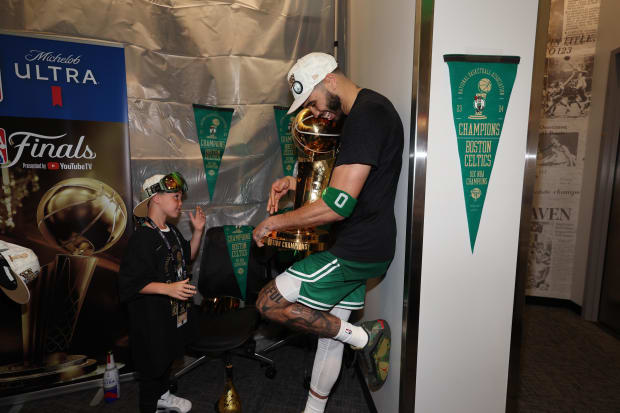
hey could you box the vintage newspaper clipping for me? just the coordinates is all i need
[527,0,600,298]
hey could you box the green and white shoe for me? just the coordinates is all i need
[356,319,391,391]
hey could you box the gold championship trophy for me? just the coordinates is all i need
[0,178,127,391]
[265,108,342,252]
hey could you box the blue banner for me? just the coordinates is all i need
[0,33,131,396]
[0,33,127,123]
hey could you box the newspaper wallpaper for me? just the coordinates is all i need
[527,0,600,298]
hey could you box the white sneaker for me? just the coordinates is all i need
[156,390,192,413]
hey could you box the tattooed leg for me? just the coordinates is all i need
[256,280,341,338]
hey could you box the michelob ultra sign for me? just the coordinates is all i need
[444,54,519,252]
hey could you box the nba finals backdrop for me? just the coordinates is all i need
[0,32,132,395]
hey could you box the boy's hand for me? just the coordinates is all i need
[189,206,206,232]
[167,278,196,301]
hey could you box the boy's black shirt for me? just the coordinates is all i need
[118,224,191,377]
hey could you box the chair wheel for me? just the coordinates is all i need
[265,366,276,379]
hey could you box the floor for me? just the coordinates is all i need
[7,332,372,413]
[4,303,620,412]
[515,303,620,413]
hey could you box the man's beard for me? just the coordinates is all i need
[326,90,341,112]
[322,89,344,122]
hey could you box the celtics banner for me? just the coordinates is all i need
[223,225,253,300]
[192,105,234,200]
[274,106,297,176]
[444,55,520,252]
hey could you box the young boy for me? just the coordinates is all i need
[119,172,205,413]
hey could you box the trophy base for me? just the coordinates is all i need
[0,354,98,391]
[265,229,329,252]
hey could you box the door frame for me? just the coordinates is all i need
[583,48,620,321]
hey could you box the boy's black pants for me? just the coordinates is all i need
[139,364,171,413]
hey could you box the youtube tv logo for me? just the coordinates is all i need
[47,162,60,170]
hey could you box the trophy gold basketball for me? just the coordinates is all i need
[265,108,342,252]
[0,178,127,390]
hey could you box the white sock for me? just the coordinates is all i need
[304,391,328,413]
[333,321,368,348]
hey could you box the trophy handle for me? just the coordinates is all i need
[21,255,97,364]
[21,264,49,365]
[48,254,97,352]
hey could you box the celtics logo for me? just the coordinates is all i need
[209,118,220,137]
[469,78,491,120]
[289,73,303,94]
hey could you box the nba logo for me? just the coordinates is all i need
[0,128,7,165]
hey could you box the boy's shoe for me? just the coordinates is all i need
[157,390,192,413]
[355,319,391,391]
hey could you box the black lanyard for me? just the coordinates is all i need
[144,217,187,281]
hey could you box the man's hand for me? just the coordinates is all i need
[166,278,196,301]
[268,176,296,214]
[253,216,274,247]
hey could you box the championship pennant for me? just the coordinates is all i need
[273,106,297,176]
[444,55,520,252]
[223,225,253,300]
[192,105,234,201]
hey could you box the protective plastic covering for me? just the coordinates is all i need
[1,0,335,283]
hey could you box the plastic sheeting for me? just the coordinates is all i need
[1,0,335,287]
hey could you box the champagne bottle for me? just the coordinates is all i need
[216,364,241,412]
[103,351,120,403]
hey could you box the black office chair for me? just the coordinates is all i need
[172,226,276,410]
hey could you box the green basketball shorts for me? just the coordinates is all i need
[283,251,390,311]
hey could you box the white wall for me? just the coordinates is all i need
[345,1,415,412]
[572,0,620,306]
[415,1,539,412]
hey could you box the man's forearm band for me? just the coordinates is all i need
[322,187,357,218]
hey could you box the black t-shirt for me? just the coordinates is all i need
[329,89,404,262]
[118,224,191,378]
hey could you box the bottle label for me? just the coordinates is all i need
[103,372,119,402]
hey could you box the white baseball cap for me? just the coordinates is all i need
[286,52,338,114]
[0,241,41,304]
[133,174,165,218]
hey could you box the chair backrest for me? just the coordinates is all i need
[198,226,274,305]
